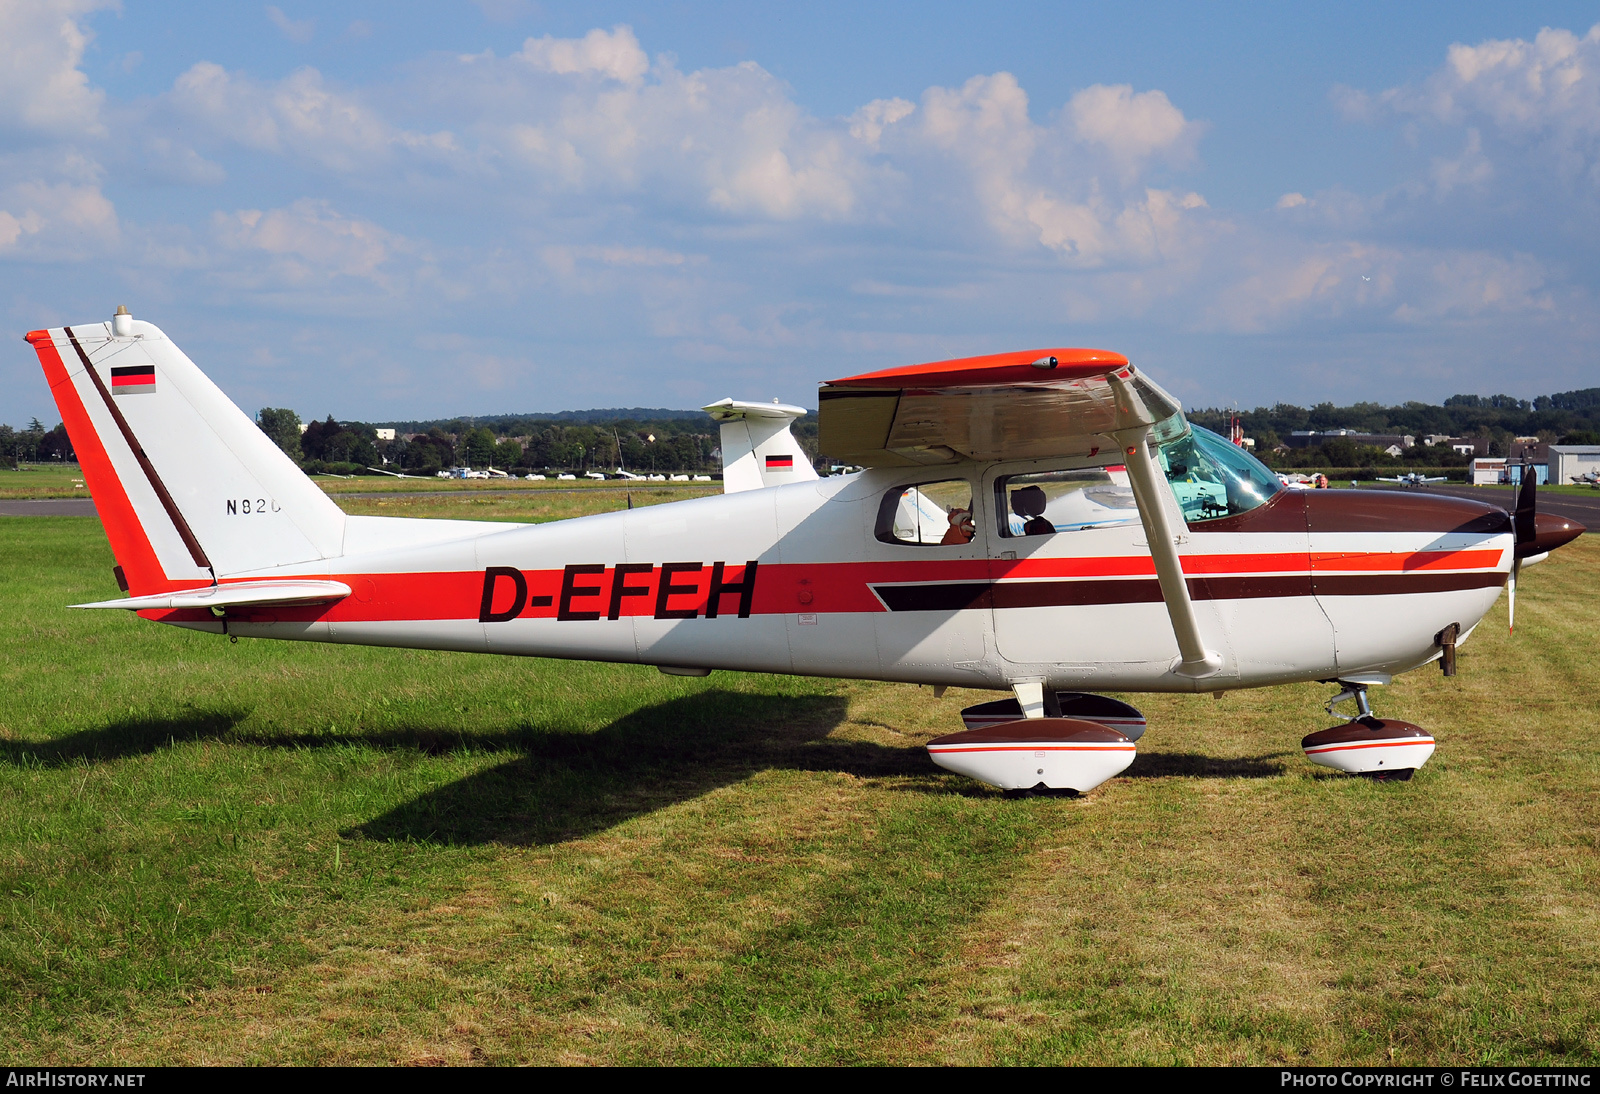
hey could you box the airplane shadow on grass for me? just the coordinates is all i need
[0,707,251,767]
[0,690,1288,847]
[346,692,1289,847]
[351,690,924,847]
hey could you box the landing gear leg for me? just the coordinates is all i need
[1302,681,1436,780]
[1325,682,1373,721]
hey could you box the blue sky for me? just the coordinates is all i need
[4,1,1600,425]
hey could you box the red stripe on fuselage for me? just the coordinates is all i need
[180,548,1506,627]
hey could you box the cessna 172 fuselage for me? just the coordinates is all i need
[27,314,1585,795]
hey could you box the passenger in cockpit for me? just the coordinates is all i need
[1011,485,1054,536]
[941,506,975,544]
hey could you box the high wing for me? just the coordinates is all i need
[821,347,1221,678]
[817,348,1181,467]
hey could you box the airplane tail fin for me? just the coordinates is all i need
[702,398,817,492]
[27,312,347,592]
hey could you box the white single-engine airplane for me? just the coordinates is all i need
[1376,472,1449,488]
[27,311,1587,796]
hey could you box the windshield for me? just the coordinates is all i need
[1156,424,1281,523]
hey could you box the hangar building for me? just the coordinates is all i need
[1549,445,1600,485]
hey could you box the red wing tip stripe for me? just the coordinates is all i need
[1304,738,1436,755]
[928,744,1138,754]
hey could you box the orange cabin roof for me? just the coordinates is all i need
[826,348,1129,389]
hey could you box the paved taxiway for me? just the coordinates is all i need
[0,499,97,516]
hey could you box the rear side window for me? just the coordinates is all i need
[996,467,1139,537]
[877,480,975,545]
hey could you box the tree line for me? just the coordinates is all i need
[1187,386,1600,470]
[253,409,758,476]
[0,419,73,466]
[8,385,1593,476]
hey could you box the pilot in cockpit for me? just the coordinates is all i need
[941,506,975,544]
[1011,485,1055,536]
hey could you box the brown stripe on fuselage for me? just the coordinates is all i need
[872,568,1501,611]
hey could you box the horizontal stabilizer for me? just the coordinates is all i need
[73,579,351,611]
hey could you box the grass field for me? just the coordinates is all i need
[1,496,1596,1065]
[334,485,717,522]
[0,465,88,499]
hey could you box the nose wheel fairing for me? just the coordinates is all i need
[1301,680,1436,779]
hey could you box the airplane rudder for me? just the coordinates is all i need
[28,326,177,593]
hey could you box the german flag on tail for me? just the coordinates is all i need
[110,365,156,395]
[765,454,793,470]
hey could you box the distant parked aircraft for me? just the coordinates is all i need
[1377,472,1447,487]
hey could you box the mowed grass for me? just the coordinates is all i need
[0,465,89,499]
[0,504,1596,1065]
[314,477,711,495]
[333,485,717,522]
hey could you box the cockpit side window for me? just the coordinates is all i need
[995,467,1139,537]
[876,479,976,545]
[1157,424,1282,523]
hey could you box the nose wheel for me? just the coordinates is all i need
[1302,680,1436,780]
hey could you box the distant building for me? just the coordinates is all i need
[1472,457,1506,486]
[375,428,395,441]
[1420,433,1488,456]
[1549,445,1600,484]
[1508,439,1547,464]
[1285,429,1415,451]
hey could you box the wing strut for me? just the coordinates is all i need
[1107,373,1223,680]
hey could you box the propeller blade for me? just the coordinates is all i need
[1508,459,1533,635]
[1513,459,1537,551]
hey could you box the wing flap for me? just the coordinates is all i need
[73,579,351,611]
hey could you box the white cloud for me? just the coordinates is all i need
[541,243,693,276]
[515,25,649,85]
[847,97,915,149]
[265,5,314,45]
[1067,84,1201,176]
[0,178,118,257]
[167,62,455,173]
[1348,24,1600,193]
[212,199,402,284]
[454,47,873,219]
[901,73,1213,266]
[1430,128,1493,196]
[0,0,112,137]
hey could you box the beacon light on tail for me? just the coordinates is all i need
[24,309,1589,800]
